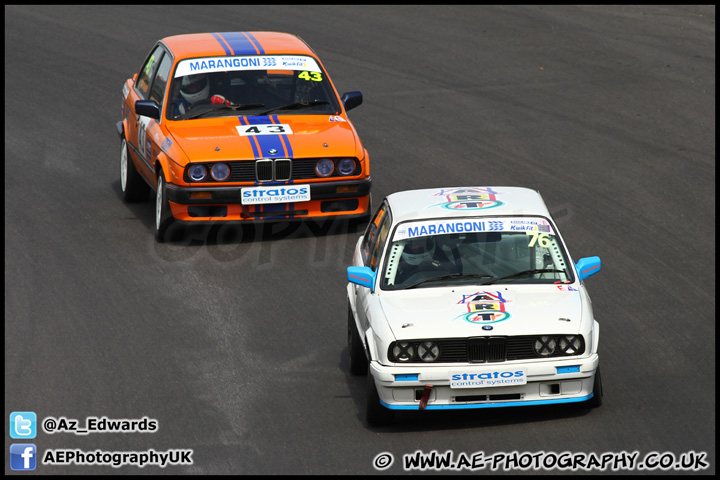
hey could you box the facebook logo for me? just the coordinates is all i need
[10,444,37,471]
[10,411,37,439]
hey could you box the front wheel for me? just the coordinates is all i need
[366,371,394,426]
[347,304,367,375]
[154,171,175,243]
[587,368,603,408]
[120,138,150,202]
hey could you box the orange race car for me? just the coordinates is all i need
[117,32,371,241]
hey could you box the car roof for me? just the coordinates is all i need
[386,186,552,224]
[160,32,317,60]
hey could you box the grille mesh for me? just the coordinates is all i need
[388,335,585,363]
[255,160,273,182]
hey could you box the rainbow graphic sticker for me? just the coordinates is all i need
[454,291,512,325]
[429,187,504,211]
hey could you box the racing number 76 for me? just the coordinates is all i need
[526,230,551,248]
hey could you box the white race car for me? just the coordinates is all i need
[346,187,602,425]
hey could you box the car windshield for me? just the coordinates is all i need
[167,54,341,120]
[381,216,574,290]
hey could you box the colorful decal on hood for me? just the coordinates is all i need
[454,291,511,325]
[429,187,504,211]
[556,284,578,292]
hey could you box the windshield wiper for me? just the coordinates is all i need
[258,100,329,115]
[182,103,266,120]
[480,269,564,285]
[404,273,493,290]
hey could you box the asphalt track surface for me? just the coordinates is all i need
[5,5,715,475]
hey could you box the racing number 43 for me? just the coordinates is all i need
[235,124,294,136]
[298,71,322,81]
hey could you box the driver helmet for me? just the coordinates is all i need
[401,237,435,266]
[180,74,209,105]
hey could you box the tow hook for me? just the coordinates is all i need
[419,384,433,411]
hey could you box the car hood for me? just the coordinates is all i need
[378,285,585,340]
[166,114,361,164]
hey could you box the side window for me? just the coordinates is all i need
[360,203,391,271]
[369,215,391,271]
[135,46,164,100]
[149,53,172,106]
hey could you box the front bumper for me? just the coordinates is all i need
[370,354,599,410]
[164,177,371,222]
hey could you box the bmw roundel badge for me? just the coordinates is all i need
[268,149,278,155]
[482,325,493,331]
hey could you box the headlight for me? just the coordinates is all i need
[211,163,230,181]
[392,342,415,362]
[417,341,440,362]
[188,164,207,182]
[534,336,556,356]
[315,158,334,177]
[559,335,583,355]
[337,158,356,175]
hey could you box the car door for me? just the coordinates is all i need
[140,52,173,180]
[356,202,391,334]
[126,45,168,181]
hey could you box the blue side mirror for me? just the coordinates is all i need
[347,266,376,292]
[575,256,601,281]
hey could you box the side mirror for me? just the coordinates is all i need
[341,91,363,112]
[347,266,376,292]
[135,100,161,120]
[575,256,601,281]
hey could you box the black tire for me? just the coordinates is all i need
[587,367,603,408]
[366,371,395,426]
[120,138,150,202]
[348,304,367,375]
[154,170,175,243]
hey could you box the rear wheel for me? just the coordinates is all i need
[120,138,150,202]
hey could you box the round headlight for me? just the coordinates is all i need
[534,336,556,356]
[337,158,356,176]
[392,342,415,362]
[315,158,334,177]
[188,164,207,182]
[559,336,582,355]
[211,163,231,181]
[417,341,439,362]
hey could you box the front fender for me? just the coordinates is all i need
[364,326,379,363]
[154,150,187,186]
[591,320,600,355]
